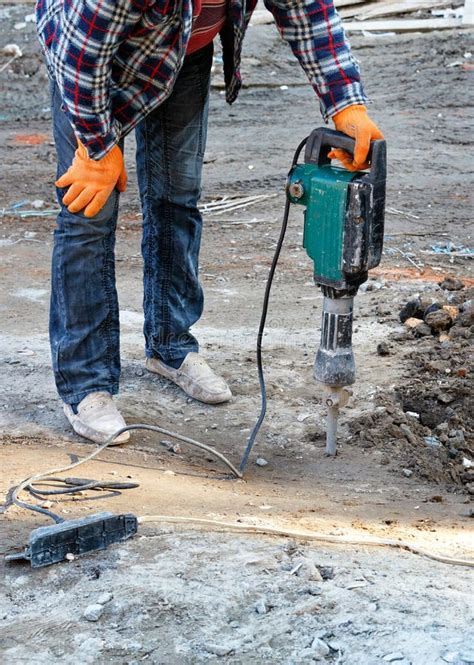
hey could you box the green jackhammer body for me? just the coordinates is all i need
[287,128,387,454]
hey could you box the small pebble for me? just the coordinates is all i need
[377,341,390,356]
[294,557,323,582]
[83,604,104,622]
[311,638,330,656]
[404,317,424,329]
[383,653,405,662]
[441,651,459,663]
[439,277,464,291]
[299,584,322,596]
[256,457,268,467]
[255,598,268,614]
[318,566,335,580]
[97,592,113,605]
[424,435,441,449]
[203,643,233,657]
[402,468,413,478]
[400,423,417,444]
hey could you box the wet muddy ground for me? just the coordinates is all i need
[1,4,473,664]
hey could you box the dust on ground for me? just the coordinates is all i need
[1,3,473,664]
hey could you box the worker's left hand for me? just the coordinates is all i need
[329,104,384,172]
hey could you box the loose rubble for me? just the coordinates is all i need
[350,284,473,492]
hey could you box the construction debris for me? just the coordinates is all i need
[201,194,277,216]
[0,42,22,73]
[251,0,473,31]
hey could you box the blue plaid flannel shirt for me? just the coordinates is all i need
[36,0,367,159]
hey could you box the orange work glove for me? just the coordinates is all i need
[329,104,384,172]
[55,141,127,218]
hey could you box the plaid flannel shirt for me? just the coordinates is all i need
[36,0,367,159]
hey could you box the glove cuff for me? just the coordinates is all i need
[77,140,122,166]
[332,104,368,125]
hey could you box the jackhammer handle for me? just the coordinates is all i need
[304,127,386,180]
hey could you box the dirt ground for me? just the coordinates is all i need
[1,3,473,664]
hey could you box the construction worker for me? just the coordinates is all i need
[36,0,383,444]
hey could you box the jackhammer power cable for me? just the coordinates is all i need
[11,423,243,523]
[138,516,474,568]
[239,136,308,472]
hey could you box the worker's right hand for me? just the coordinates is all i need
[329,104,384,172]
[56,141,126,218]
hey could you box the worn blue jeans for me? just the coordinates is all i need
[50,44,212,405]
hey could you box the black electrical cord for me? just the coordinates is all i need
[239,136,308,472]
[19,477,140,524]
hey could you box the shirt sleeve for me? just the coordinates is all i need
[263,0,368,120]
[42,1,143,159]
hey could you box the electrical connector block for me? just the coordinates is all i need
[5,512,138,568]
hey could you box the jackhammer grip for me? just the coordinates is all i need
[304,128,386,180]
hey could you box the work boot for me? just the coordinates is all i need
[145,352,232,404]
[63,392,130,445]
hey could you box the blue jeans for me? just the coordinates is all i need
[50,44,213,405]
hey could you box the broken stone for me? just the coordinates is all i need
[448,429,465,445]
[424,435,441,449]
[442,305,459,320]
[383,653,405,662]
[255,598,268,614]
[439,277,464,291]
[399,299,423,323]
[414,322,433,337]
[360,280,383,292]
[203,643,234,657]
[311,638,330,656]
[299,584,322,596]
[399,423,417,444]
[465,483,474,495]
[294,557,323,582]
[441,651,459,663]
[83,604,104,622]
[404,316,424,329]
[97,592,113,605]
[317,565,335,580]
[377,341,390,356]
[425,309,453,332]
[437,391,454,404]
[256,457,268,467]
[424,302,441,318]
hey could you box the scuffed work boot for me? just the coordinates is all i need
[145,352,232,404]
[63,392,130,445]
